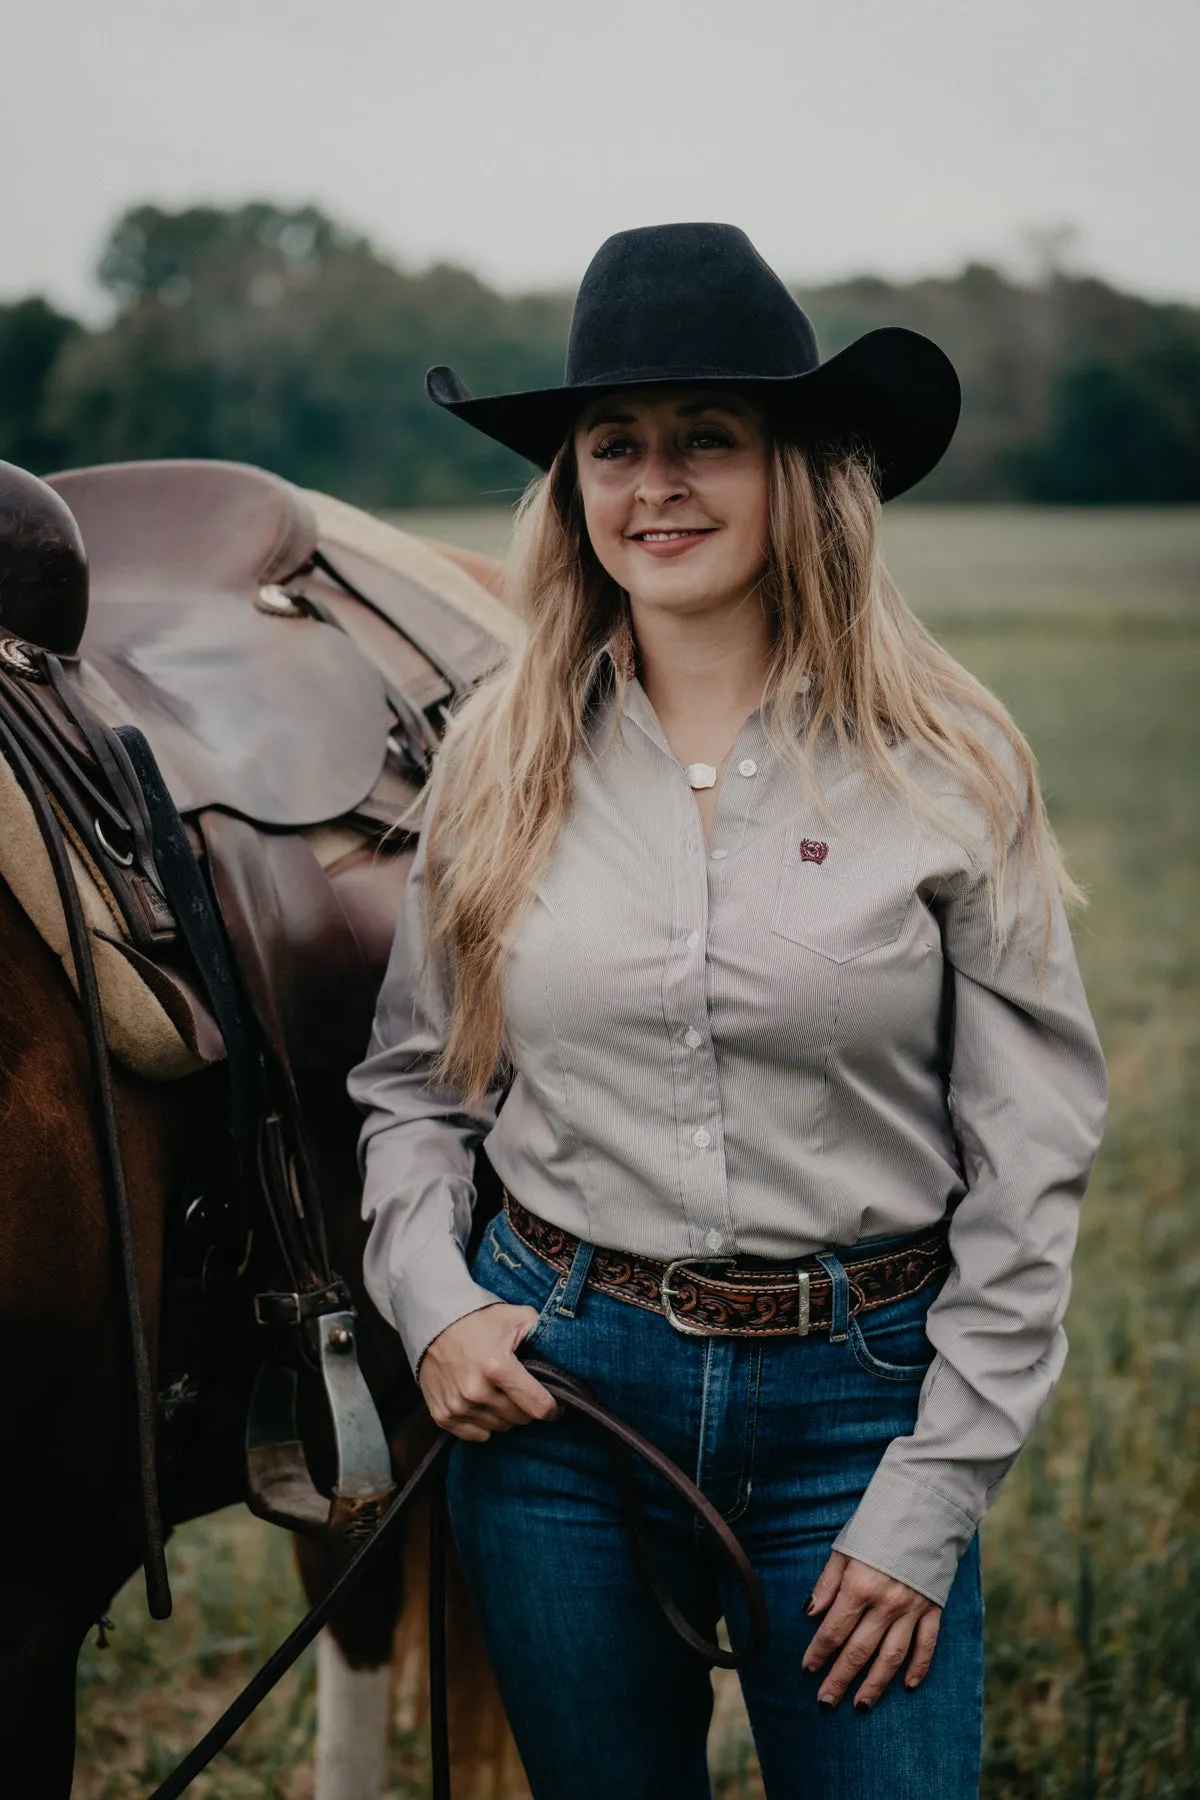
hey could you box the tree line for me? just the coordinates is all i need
[3,202,1199,507]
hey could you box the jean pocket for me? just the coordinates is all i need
[522,1281,564,1351]
[849,1301,936,1383]
[472,1212,563,1338]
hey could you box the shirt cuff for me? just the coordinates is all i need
[389,1229,506,1377]
[833,1465,978,1607]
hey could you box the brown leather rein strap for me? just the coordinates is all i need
[146,1356,768,1800]
[0,694,172,1621]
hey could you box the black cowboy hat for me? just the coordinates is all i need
[426,222,961,502]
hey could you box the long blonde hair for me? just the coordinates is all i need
[422,435,1081,1104]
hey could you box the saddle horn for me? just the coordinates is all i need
[0,459,89,654]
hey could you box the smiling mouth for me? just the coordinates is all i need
[629,528,716,542]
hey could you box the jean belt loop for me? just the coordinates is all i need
[555,1238,597,1319]
[815,1251,851,1343]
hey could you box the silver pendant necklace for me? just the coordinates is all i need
[684,742,737,791]
[685,761,719,790]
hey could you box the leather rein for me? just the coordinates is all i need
[146,1354,768,1800]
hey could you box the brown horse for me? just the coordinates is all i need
[0,474,523,1797]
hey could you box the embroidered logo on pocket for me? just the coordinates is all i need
[799,838,829,864]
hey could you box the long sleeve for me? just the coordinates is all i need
[833,805,1109,1604]
[347,782,509,1375]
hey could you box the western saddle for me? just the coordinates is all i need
[0,456,521,1606]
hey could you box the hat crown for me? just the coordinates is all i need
[564,222,819,388]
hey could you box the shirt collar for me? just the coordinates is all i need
[582,636,777,762]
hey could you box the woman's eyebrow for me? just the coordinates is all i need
[580,410,636,431]
[676,398,749,419]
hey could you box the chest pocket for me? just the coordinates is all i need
[770,824,917,964]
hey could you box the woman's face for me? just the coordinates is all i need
[572,388,771,622]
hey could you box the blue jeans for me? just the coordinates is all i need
[447,1207,983,1799]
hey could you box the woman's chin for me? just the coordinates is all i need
[626,572,751,620]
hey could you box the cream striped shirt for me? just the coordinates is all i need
[349,647,1108,1603]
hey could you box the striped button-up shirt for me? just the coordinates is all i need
[349,648,1107,1603]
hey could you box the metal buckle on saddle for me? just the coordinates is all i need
[253,1280,351,1331]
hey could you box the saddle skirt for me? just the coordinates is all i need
[0,460,522,1080]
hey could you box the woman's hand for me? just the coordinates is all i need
[802,1551,942,1711]
[418,1303,561,1442]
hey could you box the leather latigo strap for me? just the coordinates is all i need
[503,1194,951,1337]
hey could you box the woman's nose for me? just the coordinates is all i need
[634,446,689,508]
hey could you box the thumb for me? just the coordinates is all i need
[806,1551,848,1618]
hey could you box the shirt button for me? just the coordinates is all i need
[692,1127,711,1149]
[686,930,701,950]
[683,1027,702,1048]
[704,1228,725,1252]
[737,758,758,778]
[797,674,812,695]
[710,847,728,861]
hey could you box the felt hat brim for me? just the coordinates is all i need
[427,326,960,502]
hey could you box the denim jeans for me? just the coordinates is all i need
[446,1207,983,1800]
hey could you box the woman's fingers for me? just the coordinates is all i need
[904,1606,942,1689]
[811,1606,889,1704]
[805,1550,847,1619]
[491,1351,562,1423]
[419,1302,558,1439]
[803,1586,871,1675]
[442,1418,491,1443]
[849,1615,915,1711]
[803,1555,943,1711]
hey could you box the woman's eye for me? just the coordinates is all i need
[592,435,636,460]
[688,427,735,450]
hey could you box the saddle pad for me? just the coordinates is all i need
[47,462,392,828]
[0,733,398,1083]
[0,744,212,1079]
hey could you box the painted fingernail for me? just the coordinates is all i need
[818,1697,836,1713]
[804,1593,818,1616]
[905,1677,922,1691]
[854,1698,874,1715]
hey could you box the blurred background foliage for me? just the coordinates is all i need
[4,201,1200,505]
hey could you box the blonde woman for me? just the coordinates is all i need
[349,224,1107,1799]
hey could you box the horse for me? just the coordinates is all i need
[0,456,527,1799]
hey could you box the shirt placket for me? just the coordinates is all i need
[658,717,767,1261]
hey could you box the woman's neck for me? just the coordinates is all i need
[629,591,774,760]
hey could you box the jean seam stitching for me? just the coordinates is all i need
[725,1348,761,1524]
[693,1338,714,1539]
[848,1317,934,1383]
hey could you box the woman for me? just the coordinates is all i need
[349,223,1108,1799]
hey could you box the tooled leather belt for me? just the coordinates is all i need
[503,1193,951,1339]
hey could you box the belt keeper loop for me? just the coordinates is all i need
[815,1252,850,1343]
[555,1238,596,1319]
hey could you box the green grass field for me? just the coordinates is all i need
[74,507,1200,1798]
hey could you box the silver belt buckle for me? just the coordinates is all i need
[797,1269,811,1336]
[661,1256,735,1336]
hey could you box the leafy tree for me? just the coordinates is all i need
[1013,333,1200,502]
[0,298,81,470]
[45,203,570,505]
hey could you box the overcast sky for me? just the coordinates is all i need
[5,0,1198,319]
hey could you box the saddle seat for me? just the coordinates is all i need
[1,459,522,1081]
[46,460,515,830]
